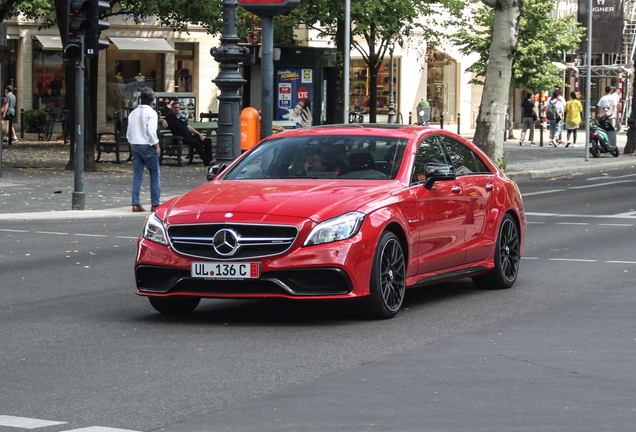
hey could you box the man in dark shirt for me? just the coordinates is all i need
[162,101,213,165]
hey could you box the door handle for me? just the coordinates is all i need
[485,183,495,191]
[451,185,462,194]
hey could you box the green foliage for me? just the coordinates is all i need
[451,0,584,92]
[22,109,47,133]
[495,155,508,171]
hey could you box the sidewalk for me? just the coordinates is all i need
[1,129,635,220]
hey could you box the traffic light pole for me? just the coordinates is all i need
[72,33,85,210]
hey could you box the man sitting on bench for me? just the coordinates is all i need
[162,101,213,166]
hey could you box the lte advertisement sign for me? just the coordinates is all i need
[276,68,313,127]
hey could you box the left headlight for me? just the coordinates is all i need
[304,212,366,247]
[143,212,169,245]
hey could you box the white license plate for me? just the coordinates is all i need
[191,261,260,279]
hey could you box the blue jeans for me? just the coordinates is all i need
[549,120,562,141]
[131,144,161,207]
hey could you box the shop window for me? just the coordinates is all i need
[175,43,196,94]
[105,44,165,121]
[426,50,457,123]
[349,58,400,118]
[32,44,66,120]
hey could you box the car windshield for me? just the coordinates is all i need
[224,135,408,180]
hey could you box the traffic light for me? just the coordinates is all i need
[64,0,92,60]
[84,0,110,57]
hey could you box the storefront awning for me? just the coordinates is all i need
[33,35,63,51]
[108,37,176,53]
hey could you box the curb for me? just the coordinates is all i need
[0,207,150,222]
[506,158,636,181]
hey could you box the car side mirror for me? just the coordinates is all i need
[206,163,227,181]
[423,163,456,190]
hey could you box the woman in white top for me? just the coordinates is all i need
[547,92,565,147]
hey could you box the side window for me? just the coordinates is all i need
[411,136,448,183]
[473,153,491,173]
[441,137,480,175]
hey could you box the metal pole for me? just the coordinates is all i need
[211,0,249,163]
[20,108,24,138]
[261,16,274,139]
[344,0,350,124]
[72,33,85,210]
[457,112,461,135]
[585,0,592,161]
[388,46,395,124]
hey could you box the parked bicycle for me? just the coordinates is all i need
[349,106,366,123]
[38,109,55,142]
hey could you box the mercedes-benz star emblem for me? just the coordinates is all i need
[213,229,240,256]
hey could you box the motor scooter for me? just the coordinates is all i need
[589,115,619,158]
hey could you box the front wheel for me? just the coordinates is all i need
[359,231,406,319]
[473,214,520,290]
[611,147,620,157]
[148,296,200,314]
[589,140,601,158]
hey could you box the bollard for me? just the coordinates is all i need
[440,114,444,129]
[240,107,260,152]
[457,112,461,135]
[20,108,24,138]
[408,111,412,125]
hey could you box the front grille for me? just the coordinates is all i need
[136,265,352,296]
[168,223,298,260]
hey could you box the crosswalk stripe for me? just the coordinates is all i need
[0,415,66,429]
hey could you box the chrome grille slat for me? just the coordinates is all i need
[168,223,299,260]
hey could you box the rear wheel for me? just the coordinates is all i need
[359,231,406,319]
[611,147,620,157]
[473,214,520,290]
[148,296,200,314]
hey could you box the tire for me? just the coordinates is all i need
[589,141,601,158]
[359,231,406,319]
[148,296,200,314]
[472,214,520,290]
[611,148,620,157]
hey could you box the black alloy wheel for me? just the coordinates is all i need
[473,214,520,290]
[148,296,201,314]
[360,231,406,319]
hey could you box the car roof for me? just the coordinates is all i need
[275,123,434,138]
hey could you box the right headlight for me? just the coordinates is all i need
[143,212,169,246]
[303,212,366,247]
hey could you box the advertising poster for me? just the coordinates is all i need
[276,68,314,127]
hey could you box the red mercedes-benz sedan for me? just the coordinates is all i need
[135,125,526,319]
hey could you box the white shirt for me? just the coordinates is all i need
[598,94,615,116]
[126,104,159,145]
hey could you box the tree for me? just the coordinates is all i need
[297,0,455,123]
[452,0,583,159]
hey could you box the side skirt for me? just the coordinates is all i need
[411,267,489,288]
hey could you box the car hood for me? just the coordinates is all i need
[166,180,396,223]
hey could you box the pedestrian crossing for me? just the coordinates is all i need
[0,416,140,432]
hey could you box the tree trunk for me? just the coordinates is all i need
[625,75,636,154]
[473,0,524,161]
[368,57,379,123]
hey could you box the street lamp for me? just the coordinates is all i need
[388,46,396,124]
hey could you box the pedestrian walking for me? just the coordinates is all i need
[564,91,583,147]
[126,87,161,212]
[519,92,538,146]
[546,92,564,147]
[2,85,18,144]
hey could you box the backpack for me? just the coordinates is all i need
[546,102,559,121]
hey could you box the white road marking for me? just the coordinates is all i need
[33,231,69,235]
[0,415,66,429]
[114,236,139,240]
[73,234,109,238]
[555,222,589,225]
[606,260,636,264]
[64,427,141,432]
[587,173,636,180]
[613,210,636,217]
[0,229,30,233]
[598,223,634,227]
[549,258,598,262]
[526,221,545,224]
[525,212,636,220]
[521,257,540,260]
[522,189,566,197]
[569,179,636,189]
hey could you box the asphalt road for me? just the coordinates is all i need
[1,167,635,432]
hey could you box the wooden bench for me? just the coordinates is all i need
[96,111,132,163]
[158,121,218,166]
